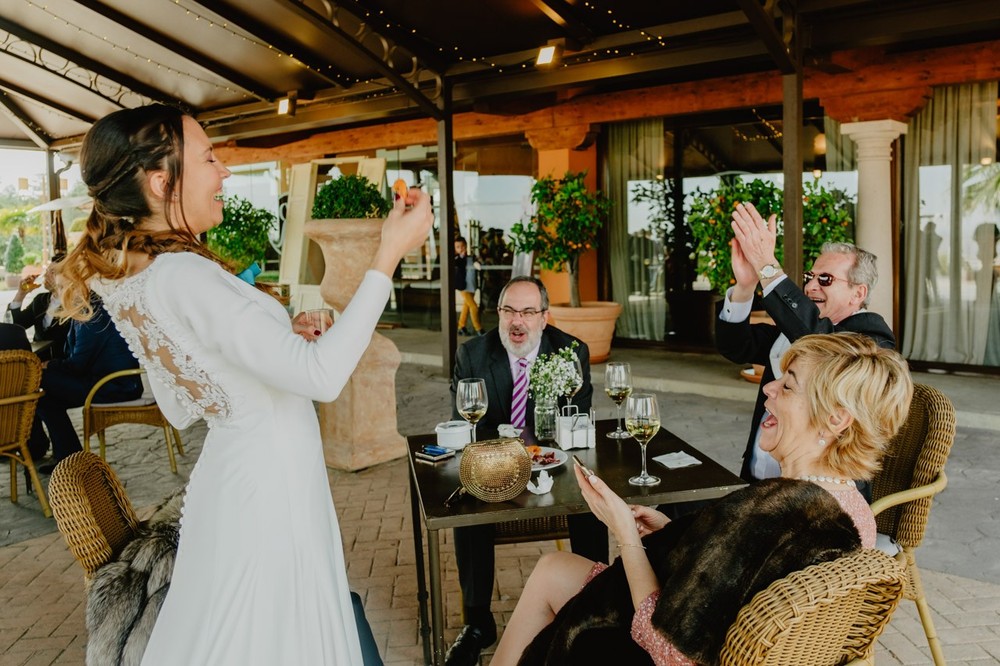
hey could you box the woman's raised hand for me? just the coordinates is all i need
[371,187,434,277]
[730,202,778,273]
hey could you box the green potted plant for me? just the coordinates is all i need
[688,177,784,296]
[509,171,620,362]
[311,173,392,220]
[4,232,25,288]
[206,196,276,280]
[687,177,855,295]
[510,171,610,308]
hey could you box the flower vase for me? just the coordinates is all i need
[534,399,558,443]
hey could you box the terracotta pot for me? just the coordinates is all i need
[303,219,382,311]
[302,218,407,472]
[547,301,622,363]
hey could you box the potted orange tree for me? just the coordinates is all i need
[509,171,620,362]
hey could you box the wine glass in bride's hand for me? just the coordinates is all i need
[456,378,488,443]
[293,308,335,342]
[605,362,632,439]
[626,393,661,487]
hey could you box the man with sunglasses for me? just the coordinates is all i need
[716,202,895,487]
[445,275,605,666]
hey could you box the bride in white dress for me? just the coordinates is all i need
[58,104,434,665]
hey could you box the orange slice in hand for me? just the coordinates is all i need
[393,178,408,201]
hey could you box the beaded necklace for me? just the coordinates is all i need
[796,475,856,487]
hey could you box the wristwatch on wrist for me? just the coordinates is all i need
[758,264,782,280]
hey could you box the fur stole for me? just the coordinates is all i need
[85,490,184,666]
[518,479,862,666]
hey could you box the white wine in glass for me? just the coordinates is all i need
[566,354,584,406]
[625,393,661,486]
[605,362,632,439]
[456,378,488,443]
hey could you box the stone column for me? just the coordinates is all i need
[839,119,907,325]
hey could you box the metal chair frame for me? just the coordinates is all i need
[82,368,185,474]
[0,349,50,517]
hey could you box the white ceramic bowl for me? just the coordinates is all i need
[435,420,472,449]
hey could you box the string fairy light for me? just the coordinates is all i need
[24,0,251,98]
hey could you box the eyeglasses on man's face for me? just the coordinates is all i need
[803,271,852,287]
[498,306,545,320]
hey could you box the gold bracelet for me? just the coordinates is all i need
[618,543,646,550]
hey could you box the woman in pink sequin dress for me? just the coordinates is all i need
[491,333,913,666]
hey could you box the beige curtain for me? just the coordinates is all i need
[605,119,665,339]
[823,117,856,172]
[902,81,998,365]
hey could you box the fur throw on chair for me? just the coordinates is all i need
[518,479,863,666]
[85,490,184,666]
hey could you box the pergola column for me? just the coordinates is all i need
[839,119,907,325]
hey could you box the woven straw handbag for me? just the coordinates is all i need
[459,437,532,502]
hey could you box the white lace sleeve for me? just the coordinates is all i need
[152,255,390,403]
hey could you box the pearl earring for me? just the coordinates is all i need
[818,437,827,447]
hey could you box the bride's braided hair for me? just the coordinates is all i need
[59,104,268,321]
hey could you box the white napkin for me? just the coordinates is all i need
[653,452,702,470]
[498,424,523,438]
[526,470,554,494]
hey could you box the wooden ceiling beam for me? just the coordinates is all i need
[191,0,351,89]
[69,0,277,102]
[735,0,798,73]
[530,0,595,46]
[270,0,444,120]
[0,16,178,107]
[0,80,97,124]
[0,90,51,148]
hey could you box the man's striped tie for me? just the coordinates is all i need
[510,357,529,428]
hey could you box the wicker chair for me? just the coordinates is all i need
[718,548,907,666]
[494,516,569,547]
[82,368,185,474]
[869,383,956,666]
[0,349,50,517]
[48,451,140,580]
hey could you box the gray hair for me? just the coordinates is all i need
[821,242,878,307]
[498,275,549,311]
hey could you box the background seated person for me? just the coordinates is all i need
[5,255,70,361]
[31,293,141,471]
[0,322,32,352]
[446,275,605,666]
[491,333,913,666]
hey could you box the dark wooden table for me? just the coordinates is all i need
[406,419,747,665]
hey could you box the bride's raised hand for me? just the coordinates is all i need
[371,187,434,276]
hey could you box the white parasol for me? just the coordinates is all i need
[27,195,92,213]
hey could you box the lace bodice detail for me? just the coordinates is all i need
[93,259,233,424]
[91,252,392,430]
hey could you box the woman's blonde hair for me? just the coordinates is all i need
[58,104,256,321]
[781,333,913,480]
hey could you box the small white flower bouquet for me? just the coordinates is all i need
[528,342,582,406]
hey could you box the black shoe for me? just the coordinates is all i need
[444,625,496,666]
[476,329,485,336]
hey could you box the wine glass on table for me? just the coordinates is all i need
[625,393,661,486]
[605,362,632,439]
[456,378,488,443]
[566,354,584,407]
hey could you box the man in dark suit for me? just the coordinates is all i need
[5,256,70,361]
[445,276,605,666]
[716,202,895,486]
[31,294,142,470]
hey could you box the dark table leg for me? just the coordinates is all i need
[409,466,432,665]
[428,529,445,665]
